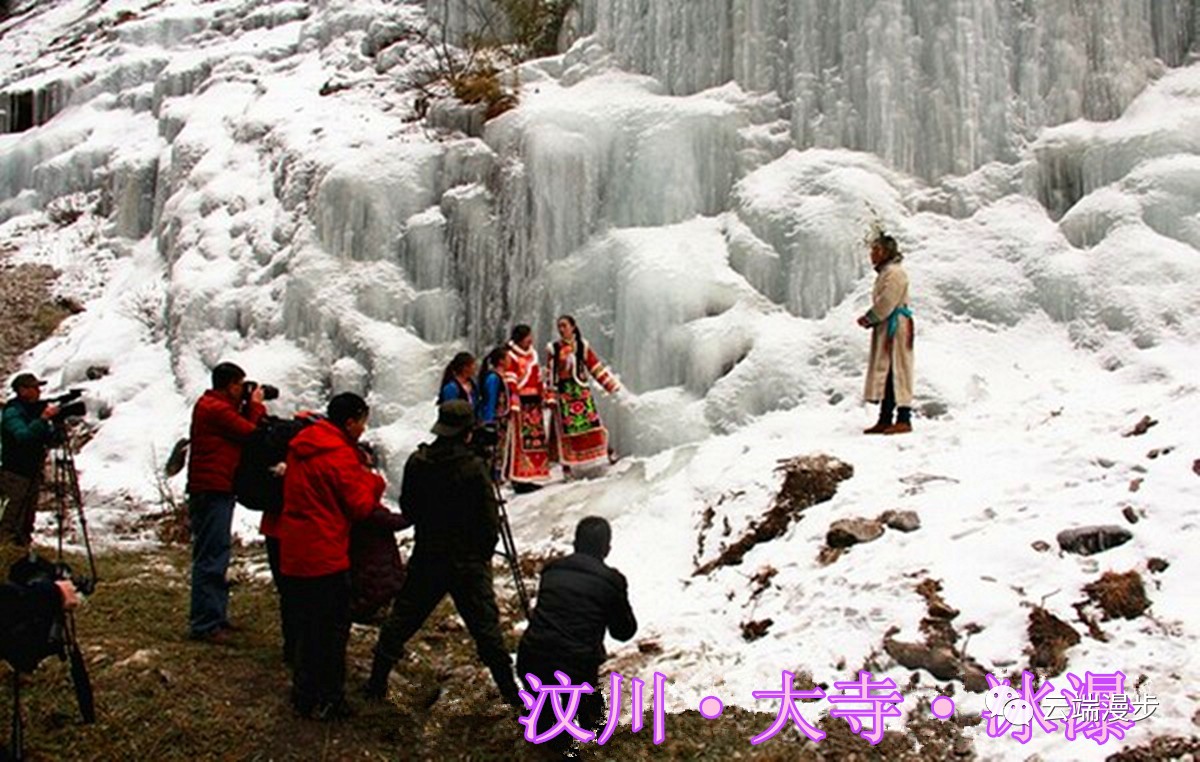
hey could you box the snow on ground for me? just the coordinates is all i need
[1,1,1199,759]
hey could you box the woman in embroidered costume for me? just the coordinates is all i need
[545,315,621,471]
[504,325,552,492]
[436,351,477,407]
[857,234,915,434]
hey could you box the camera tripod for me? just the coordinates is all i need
[8,426,97,760]
[485,432,532,621]
[50,429,98,592]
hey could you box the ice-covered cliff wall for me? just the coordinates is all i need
[576,0,1198,180]
[2,0,1200,478]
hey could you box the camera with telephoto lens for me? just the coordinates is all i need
[242,381,280,404]
[35,389,87,424]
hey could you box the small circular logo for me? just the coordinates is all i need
[930,695,956,720]
[699,695,724,720]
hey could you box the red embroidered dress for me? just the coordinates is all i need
[504,342,552,484]
[545,339,620,469]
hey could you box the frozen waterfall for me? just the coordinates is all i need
[0,0,1198,471]
[576,0,1198,180]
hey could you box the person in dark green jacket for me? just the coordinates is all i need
[365,400,520,707]
[0,373,58,545]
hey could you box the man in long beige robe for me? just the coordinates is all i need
[857,235,914,434]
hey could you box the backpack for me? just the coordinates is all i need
[233,415,317,514]
[164,437,190,477]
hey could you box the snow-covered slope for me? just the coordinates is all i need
[1,1,1198,758]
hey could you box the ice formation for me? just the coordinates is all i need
[0,0,1195,474]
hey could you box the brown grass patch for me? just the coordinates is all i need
[1084,570,1150,620]
[694,455,852,575]
[1026,606,1080,676]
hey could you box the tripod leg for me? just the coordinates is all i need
[495,499,532,620]
[11,671,24,762]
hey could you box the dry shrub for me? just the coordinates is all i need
[1084,570,1150,620]
[452,66,502,104]
[1026,606,1080,676]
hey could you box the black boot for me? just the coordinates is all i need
[487,662,522,707]
[363,653,394,700]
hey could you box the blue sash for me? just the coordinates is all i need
[887,305,913,339]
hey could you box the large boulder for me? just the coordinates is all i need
[827,518,884,548]
[1056,526,1133,556]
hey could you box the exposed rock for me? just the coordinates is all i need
[1056,525,1133,556]
[749,565,778,599]
[114,648,159,670]
[919,400,948,419]
[636,639,662,655]
[0,260,71,378]
[694,454,853,575]
[883,638,988,693]
[1146,446,1173,459]
[881,579,987,692]
[916,578,959,623]
[1084,571,1150,620]
[1122,415,1157,437]
[1147,558,1169,574]
[879,509,921,532]
[816,546,844,566]
[1031,540,1051,552]
[741,618,773,642]
[1193,459,1200,477]
[1027,607,1080,675]
[1122,506,1139,524]
[1129,478,1143,492]
[1105,735,1200,761]
[1095,457,1116,468]
[884,639,959,681]
[827,518,884,548]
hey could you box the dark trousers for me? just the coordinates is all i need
[877,368,911,425]
[0,469,41,546]
[265,536,298,665]
[288,570,352,710]
[375,555,516,697]
[517,648,603,748]
[188,492,235,636]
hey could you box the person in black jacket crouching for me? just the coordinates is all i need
[517,516,637,743]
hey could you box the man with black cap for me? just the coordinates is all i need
[365,399,520,706]
[0,373,58,545]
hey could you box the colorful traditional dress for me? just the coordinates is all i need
[504,342,552,484]
[545,339,620,469]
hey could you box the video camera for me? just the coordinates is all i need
[35,389,87,424]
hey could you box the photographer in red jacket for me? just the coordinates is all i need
[186,362,266,642]
[278,392,384,720]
